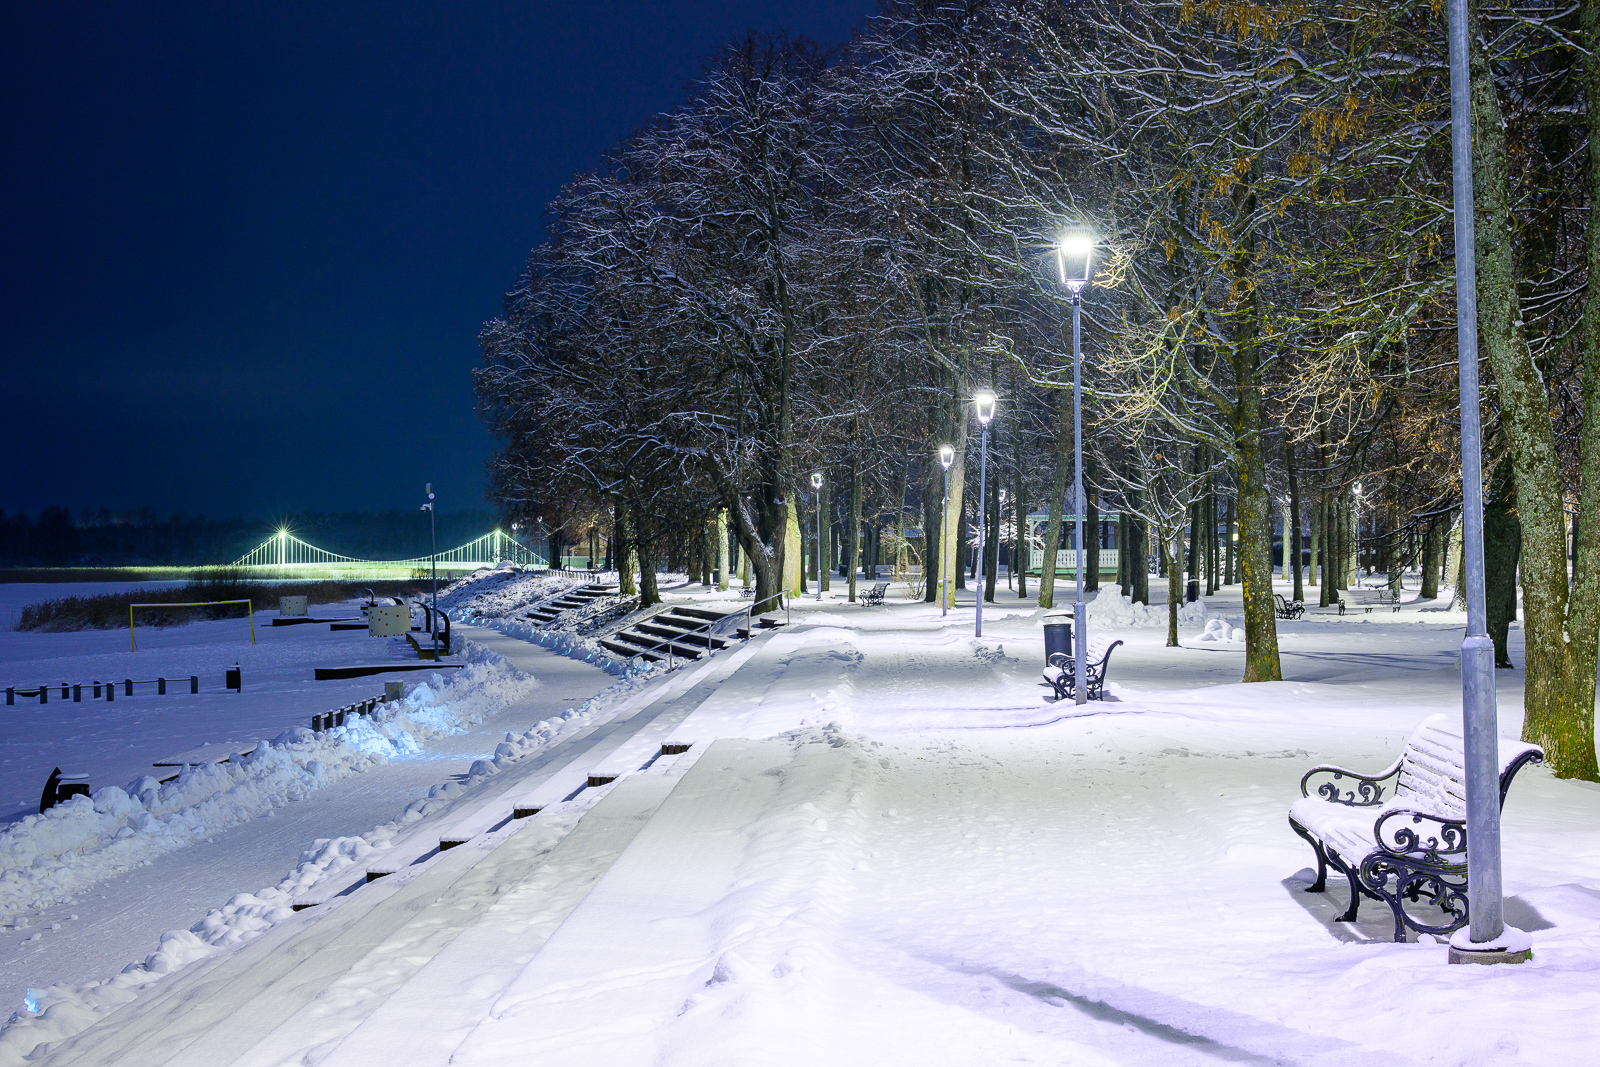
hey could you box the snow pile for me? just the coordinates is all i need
[477,617,656,679]
[436,569,577,619]
[1085,591,1208,629]
[1194,618,1245,644]
[0,646,529,920]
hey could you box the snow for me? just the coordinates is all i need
[0,645,528,919]
[2,576,1597,1065]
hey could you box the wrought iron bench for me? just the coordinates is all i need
[1288,714,1543,942]
[860,580,890,606]
[1041,635,1123,701]
[1274,593,1304,620]
[739,587,756,599]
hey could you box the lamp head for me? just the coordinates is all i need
[1057,230,1094,292]
[974,389,996,426]
[810,470,823,489]
[938,444,954,470]
[278,528,287,540]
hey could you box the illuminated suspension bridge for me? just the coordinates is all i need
[231,529,547,577]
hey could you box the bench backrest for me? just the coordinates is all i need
[1395,715,1543,816]
[1085,635,1119,663]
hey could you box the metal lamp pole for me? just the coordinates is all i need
[811,471,824,601]
[1059,232,1093,704]
[973,391,996,637]
[1444,0,1524,965]
[939,445,954,616]
[423,484,437,659]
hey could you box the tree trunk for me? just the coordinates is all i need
[1165,525,1182,647]
[1013,422,1028,599]
[613,497,636,597]
[984,450,1000,602]
[847,453,862,602]
[637,539,660,607]
[1420,512,1443,601]
[924,459,942,603]
[1039,390,1070,609]
[1286,440,1303,602]
[1485,458,1522,669]
[1086,486,1100,593]
[1132,507,1149,605]
[1225,496,1237,588]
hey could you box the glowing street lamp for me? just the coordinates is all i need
[973,389,996,638]
[939,445,954,617]
[811,470,824,602]
[422,484,437,659]
[1058,229,1093,704]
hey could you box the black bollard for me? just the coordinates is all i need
[226,665,241,692]
[190,676,198,694]
[107,681,114,702]
[125,679,133,696]
[72,684,81,702]
[158,677,166,695]
[39,685,47,705]
[5,688,11,706]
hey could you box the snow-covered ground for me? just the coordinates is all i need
[6,574,1598,1066]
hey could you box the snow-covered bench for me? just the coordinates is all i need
[1041,636,1122,701]
[860,581,890,606]
[1288,714,1543,942]
[1274,593,1304,620]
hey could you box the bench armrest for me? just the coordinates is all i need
[1372,807,1466,864]
[1046,652,1071,669]
[1299,758,1401,804]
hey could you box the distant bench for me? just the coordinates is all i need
[860,581,890,606]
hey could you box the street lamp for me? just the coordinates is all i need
[939,445,954,617]
[811,470,824,602]
[421,484,437,659]
[1059,229,1093,704]
[973,390,996,638]
[1444,0,1524,964]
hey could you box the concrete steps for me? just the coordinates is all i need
[523,583,617,625]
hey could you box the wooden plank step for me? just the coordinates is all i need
[153,742,258,768]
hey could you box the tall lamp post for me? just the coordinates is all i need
[939,445,954,616]
[1059,231,1093,704]
[422,484,437,659]
[811,470,824,601]
[1445,0,1525,965]
[973,390,996,637]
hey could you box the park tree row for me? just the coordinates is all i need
[476,0,1600,779]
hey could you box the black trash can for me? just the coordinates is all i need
[1043,616,1074,663]
[1186,578,1199,603]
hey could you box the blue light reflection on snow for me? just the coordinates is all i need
[23,990,40,1013]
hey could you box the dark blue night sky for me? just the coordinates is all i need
[2,1,876,520]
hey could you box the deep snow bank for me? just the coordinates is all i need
[0,646,527,921]
[1085,590,1208,629]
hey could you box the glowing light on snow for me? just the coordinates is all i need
[23,990,40,1013]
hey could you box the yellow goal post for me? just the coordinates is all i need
[129,600,255,652]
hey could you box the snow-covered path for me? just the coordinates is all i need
[9,582,1600,1066]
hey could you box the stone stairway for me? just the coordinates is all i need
[599,605,745,665]
[523,582,617,625]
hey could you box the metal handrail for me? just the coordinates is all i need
[625,603,753,672]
